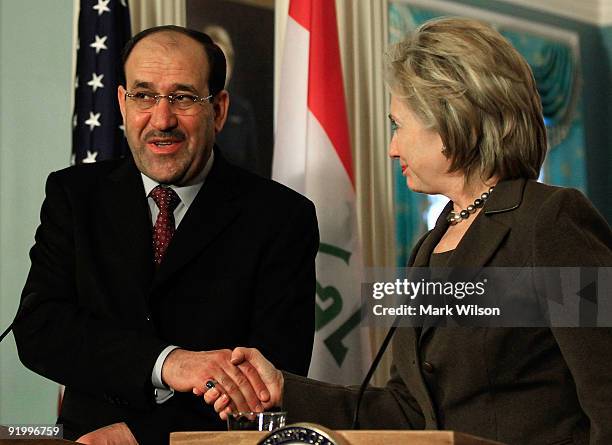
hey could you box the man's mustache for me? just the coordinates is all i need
[144,130,186,141]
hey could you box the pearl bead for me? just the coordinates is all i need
[446,185,495,224]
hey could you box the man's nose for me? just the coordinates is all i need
[149,98,178,130]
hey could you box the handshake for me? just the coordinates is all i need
[163,347,284,420]
[77,348,284,443]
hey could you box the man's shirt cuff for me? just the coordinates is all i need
[152,345,179,404]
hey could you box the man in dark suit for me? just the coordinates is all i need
[13,26,318,445]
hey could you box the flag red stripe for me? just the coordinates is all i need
[307,0,354,185]
[289,0,311,31]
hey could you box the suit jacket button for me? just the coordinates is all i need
[423,361,435,373]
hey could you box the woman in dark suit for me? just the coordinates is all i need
[204,17,612,444]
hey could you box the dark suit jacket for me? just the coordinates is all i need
[282,178,612,445]
[14,150,319,444]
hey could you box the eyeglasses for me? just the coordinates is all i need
[124,91,214,115]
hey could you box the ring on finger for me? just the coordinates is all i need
[205,380,218,390]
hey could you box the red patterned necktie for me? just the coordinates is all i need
[150,185,181,266]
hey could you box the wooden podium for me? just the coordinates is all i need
[170,430,505,444]
[0,425,505,444]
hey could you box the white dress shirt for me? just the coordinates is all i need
[141,151,214,403]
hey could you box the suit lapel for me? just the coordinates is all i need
[407,203,451,342]
[446,178,525,269]
[419,179,525,343]
[151,152,242,292]
[411,201,452,267]
[100,158,154,291]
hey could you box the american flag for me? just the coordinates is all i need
[72,0,131,164]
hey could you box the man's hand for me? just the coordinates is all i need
[203,347,284,420]
[162,348,269,414]
[76,422,137,445]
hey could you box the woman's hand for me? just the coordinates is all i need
[201,347,284,420]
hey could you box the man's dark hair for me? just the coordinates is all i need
[122,25,226,96]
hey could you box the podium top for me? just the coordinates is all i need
[170,430,506,445]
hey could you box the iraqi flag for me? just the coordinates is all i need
[274,0,370,384]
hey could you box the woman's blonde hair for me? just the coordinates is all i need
[386,17,547,181]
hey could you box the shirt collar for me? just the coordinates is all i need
[141,149,214,208]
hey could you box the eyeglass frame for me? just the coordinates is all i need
[124,90,214,113]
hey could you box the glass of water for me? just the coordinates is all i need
[226,411,287,431]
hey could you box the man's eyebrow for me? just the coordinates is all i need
[173,83,199,94]
[130,81,199,94]
[132,80,154,89]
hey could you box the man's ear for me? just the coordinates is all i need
[212,90,229,134]
[117,85,127,123]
